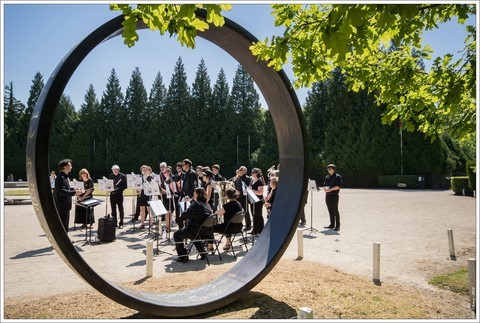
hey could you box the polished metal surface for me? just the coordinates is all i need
[26,10,308,317]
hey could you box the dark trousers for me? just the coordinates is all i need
[173,229,204,256]
[250,201,264,234]
[110,193,124,225]
[325,194,340,228]
[238,195,251,228]
[58,207,71,232]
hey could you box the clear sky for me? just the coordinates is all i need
[2,1,476,110]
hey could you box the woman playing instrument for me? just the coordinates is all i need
[74,168,95,228]
[213,187,243,250]
[202,169,215,210]
[249,167,265,235]
[137,165,154,229]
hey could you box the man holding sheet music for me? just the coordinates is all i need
[109,165,127,228]
[53,159,79,233]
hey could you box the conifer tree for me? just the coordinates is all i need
[190,58,213,164]
[164,57,192,162]
[4,82,26,180]
[228,65,262,169]
[75,84,100,177]
[99,69,124,175]
[211,68,234,174]
[50,95,78,175]
[123,67,150,170]
[148,71,168,164]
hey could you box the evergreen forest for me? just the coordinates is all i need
[4,58,475,188]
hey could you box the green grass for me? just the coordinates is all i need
[429,268,469,294]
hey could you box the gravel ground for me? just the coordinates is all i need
[3,188,478,320]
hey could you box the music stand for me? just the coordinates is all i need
[144,180,161,235]
[75,198,102,245]
[148,199,172,255]
[303,179,320,235]
[245,187,260,245]
[127,173,141,232]
[70,179,84,231]
[98,178,115,218]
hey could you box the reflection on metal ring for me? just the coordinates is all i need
[26,10,308,317]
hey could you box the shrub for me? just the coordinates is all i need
[378,175,419,188]
[450,176,470,195]
[466,160,476,191]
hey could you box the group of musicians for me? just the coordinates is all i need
[59,157,280,262]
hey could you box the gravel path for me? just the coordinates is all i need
[3,189,477,302]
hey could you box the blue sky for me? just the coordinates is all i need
[2,2,477,110]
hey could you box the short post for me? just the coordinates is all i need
[468,258,476,312]
[297,229,304,259]
[146,240,153,277]
[447,229,455,259]
[373,242,381,283]
[298,307,314,319]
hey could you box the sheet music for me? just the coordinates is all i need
[134,176,143,190]
[148,199,168,216]
[97,178,115,192]
[144,180,160,196]
[246,187,260,203]
[126,174,135,188]
[308,179,318,191]
[71,179,85,193]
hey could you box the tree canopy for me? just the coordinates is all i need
[110,3,477,141]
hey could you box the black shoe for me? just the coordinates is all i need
[175,256,189,263]
[199,254,207,260]
[334,227,340,231]
[243,227,252,231]
[299,221,306,226]
[324,225,334,229]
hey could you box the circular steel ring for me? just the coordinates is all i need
[26,11,308,317]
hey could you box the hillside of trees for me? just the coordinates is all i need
[4,58,474,187]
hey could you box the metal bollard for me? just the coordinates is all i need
[468,258,476,312]
[297,229,304,259]
[373,242,381,283]
[447,229,455,259]
[146,240,153,277]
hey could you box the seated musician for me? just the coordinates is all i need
[213,187,243,250]
[173,187,213,263]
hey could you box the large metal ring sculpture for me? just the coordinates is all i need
[26,11,308,317]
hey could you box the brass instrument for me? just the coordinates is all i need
[267,165,280,177]
[212,180,235,206]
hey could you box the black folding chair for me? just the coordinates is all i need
[187,214,218,265]
[215,210,249,259]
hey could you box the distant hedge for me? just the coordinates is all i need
[378,175,419,188]
[450,176,470,195]
[466,160,476,191]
